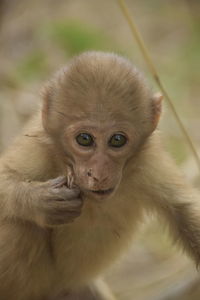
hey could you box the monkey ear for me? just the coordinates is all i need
[151,93,163,130]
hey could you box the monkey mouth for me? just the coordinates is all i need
[83,188,115,199]
[91,188,114,196]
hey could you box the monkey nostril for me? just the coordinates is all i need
[87,169,92,177]
[94,176,109,184]
[87,170,108,183]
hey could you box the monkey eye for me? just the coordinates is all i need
[76,133,94,147]
[109,134,127,148]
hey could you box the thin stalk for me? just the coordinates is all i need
[117,0,200,172]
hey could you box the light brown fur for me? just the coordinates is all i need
[0,52,200,300]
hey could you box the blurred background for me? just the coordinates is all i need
[0,0,199,299]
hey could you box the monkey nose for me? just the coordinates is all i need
[91,175,109,184]
[87,170,108,184]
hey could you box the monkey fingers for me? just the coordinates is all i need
[40,198,83,226]
[48,176,69,188]
[49,185,80,199]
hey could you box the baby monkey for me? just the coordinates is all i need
[0,51,200,300]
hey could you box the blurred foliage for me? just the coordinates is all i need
[166,136,188,165]
[10,20,117,85]
[49,21,111,55]
[16,51,48,81]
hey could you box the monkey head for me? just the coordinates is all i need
[42,52,162,200]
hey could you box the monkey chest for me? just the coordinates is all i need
[52,208,137,289]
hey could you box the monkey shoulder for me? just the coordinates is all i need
[0,115,61,181]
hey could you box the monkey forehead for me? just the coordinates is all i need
[55,52,152,108]
[65,120,134,134]
[58,106,139,125]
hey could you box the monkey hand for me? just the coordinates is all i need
[32,176,82,227]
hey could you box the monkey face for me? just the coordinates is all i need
[63,120,135,200]
[42,52,162,200]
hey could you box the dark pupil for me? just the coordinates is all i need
[76,133,93,146]
[109,134,127,148]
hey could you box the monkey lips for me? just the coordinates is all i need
[92,188,114,196]
[82,187,115,200]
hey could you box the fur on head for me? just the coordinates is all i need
[42,51,156,139]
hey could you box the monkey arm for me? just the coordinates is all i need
[0,127,82,227]
[152,180,200,265]
[138,140,200,265]
[0,132,54,221]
